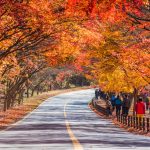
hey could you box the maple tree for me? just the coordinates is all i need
[0,0,52,110]
[0,0,149,112]
[66,0,150,111]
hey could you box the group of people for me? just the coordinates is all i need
[95,88,107,100]
[107,94,131,116]
[95,88,150,117]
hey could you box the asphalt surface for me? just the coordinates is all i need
[0,89,150,150]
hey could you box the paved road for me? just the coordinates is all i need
[0,89,150,150]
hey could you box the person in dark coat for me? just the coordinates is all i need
[115,95,122,116]
[122,95,131,116]
[95,89,99,100]
[106,95,112,116]
[97,88,101,99]
[144,96,149,111]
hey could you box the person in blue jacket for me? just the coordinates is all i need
[115,95,122,116]
[111,94,116,111]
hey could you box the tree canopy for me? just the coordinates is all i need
[0,0,149,110]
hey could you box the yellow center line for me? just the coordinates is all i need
[64,103,84,150]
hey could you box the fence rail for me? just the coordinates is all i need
[91,98,150,133]
[91,98,109,116]
[117,114,150,132]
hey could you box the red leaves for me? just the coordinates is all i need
[130,26,136,31]
[66,0,146,25]
[87,0,97,16]
[133,0,143,6]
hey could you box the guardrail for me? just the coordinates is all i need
[117,114,150,132]
[91,98,109,116]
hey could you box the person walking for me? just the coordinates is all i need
[122,95,131,116]
[135,97,145,118]
[95,89,99,100]
[97,88,101,99]
[106,95,112,116]
[144,96,149,111]
[110,94,116,111]
[115,95,122,116]
[100,91,105,100]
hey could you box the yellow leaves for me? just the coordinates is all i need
[85,74,93,80]
[98,67,133,92]
[0,15,14,28]
[85,23,150,93]
[0,39,13,50]
[0,54,20,80]
[30,0,50,10]
[0,0,148,96]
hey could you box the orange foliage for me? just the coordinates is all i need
[0,0,149,108]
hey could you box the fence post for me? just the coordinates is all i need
[121,115,123,123]
[143,118,145,131]
[131,116,133,127]
[133,116,136,128]
[125,116,127,125]
[123,116,125,125]
[128,116,130,127]
[147,118,149,132]
[139,117,142,130]
[123,116,125,124]
[117,115,119,121]
[136,117,138,129]
[119,114,121,122]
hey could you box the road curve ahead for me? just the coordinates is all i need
[0,89,150,150]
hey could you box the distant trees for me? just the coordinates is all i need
[55,71,91,88]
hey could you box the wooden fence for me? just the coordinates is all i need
[91,98,109,116]
[91,98,150,133]
[117,114,149,132]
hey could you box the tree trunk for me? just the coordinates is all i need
[81,79,84,87]
[133,88,138,116]
[31,89,34,97]
[3,99,7,111]
[37,86,40,95]
[26,87,29,98]
[18,90,24,105]
[49,84,52,91]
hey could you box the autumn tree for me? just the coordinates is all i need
[0,0,149,113]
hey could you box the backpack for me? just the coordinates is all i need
[115,98,122,105]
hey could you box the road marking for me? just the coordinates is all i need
[64,103,83,150]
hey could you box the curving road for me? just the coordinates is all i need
[0,89,150,150]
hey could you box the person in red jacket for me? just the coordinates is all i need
[135,97,145,118]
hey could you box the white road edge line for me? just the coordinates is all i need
[64,103,84,150]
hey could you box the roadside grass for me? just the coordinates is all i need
[0,87,88,130]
